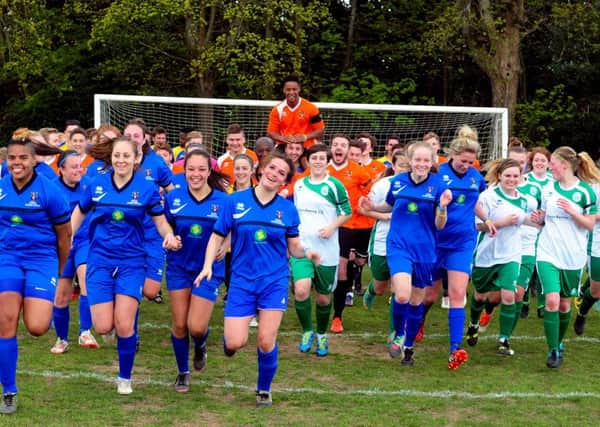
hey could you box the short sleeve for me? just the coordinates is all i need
[213,196,234,237]
[146,186,164,216]
[45,181,71,225]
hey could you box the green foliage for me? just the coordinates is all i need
[514,84,576,147]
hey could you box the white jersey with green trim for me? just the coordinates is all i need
[294,175,351,266]
[517,180,543,256]
[526,171,554,189]
[537,179,597,269]
[367,176,393,257]
[588,182,600,257]
[474,186,528,267]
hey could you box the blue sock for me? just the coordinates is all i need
[192,328,210,348]
[117,334,137,380]
[393,300,408,338]
[257,344,278,392]
[79,295,92,333]
[171,334,190,374]
[449,307,466,352]
[0,336,18,394]
[404,303,424,348]
[53,306,70,341]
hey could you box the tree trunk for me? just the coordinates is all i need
[343,0,358,72]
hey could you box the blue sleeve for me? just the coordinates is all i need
[286,204,300,238]
[478,174,487,192]
[156,159,173,188]
[146,186,164,216]
[213,196,233,237]
[78,179,94,213]
[45,181,71,225]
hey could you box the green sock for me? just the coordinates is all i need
[388,292,395,335]
[470,295,485,325]
[315,302,332,334]
[499,303,516,339]
[295,297,313,332]
[511,301,523,334]
[366,280,376,297]
[579,287,597,316]
[544,310,560,351]
[558,310,571,344]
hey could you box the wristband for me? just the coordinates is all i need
[303,247,311,257]
[484,219,492,225]
[438,206,447,213]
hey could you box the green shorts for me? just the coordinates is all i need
[471,262,519,294]
[589,256,600,282]
[290,257,338,295]
[517,255,536,291]
[537,261,582,298]
[369,254,390,282]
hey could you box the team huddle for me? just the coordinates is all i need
[1,77,599,414]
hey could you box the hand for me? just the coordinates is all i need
[440,189,453,208]
[163,234,182,251]
[557,198,576,216]
[306,249,321,267]
[531,209,545,224]
[318,225,334,240]
[215,244,227,261]
[358,195,374,211]
[484,219,498,237]
[194,267,212,286]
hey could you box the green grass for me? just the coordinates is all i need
[4,286,600,426]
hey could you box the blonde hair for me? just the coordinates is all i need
[553,146,600,184]
[447,137,481,158]
[407,141,438,173]
[457,125,478,142]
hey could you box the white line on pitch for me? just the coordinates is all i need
[17,369,600,399]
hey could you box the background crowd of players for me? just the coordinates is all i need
[1,75,600,414]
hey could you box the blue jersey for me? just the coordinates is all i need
[139,150,173,189]
[54,175,92,246]
[385,172,444,263]
[165,186,228,277]
[79,172,163,265]
[35,162,58,180]
[214,188,300,286]
[85,159,109,179]
[0,172,70,258]
[436,162,486,250]
[172,173,187,190]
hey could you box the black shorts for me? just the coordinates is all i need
[339,227,371,259]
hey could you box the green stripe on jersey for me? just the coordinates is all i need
[493,187,528,212]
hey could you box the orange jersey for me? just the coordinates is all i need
[362,158,387,180]
[327,161,373,229]
[217,148,258,182]
[81,155,95,176]
[438,156,481,170]
[268,98,324,148]
[279,169,310,198]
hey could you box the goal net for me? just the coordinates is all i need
[94,94,508,162]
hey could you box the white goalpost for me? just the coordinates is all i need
[94,94,509,161]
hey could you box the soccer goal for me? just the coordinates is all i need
[94,94,508,161]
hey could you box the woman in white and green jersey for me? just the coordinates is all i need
[524,146,553,317]
[291,144,351,357]
[507,146,542,335]
[532,146,599,368]
[360,151,410,342]
[468,158,536,356]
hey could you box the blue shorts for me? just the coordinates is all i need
[86,264,145,306]
[432,246,473,280]
[386,252,434,289]
[166,268,222,303]
[224,279,289,317]
[61,241,89,280]
[0,254,58,302]
[144,235,165,282]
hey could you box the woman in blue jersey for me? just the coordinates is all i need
[359,141,452,367]
[419,132,490,369]
[195,152,320,407]
[531,146,599,368]
[51,151,98,355]
[0,138,72,415]
[70,136,181,395]
[165,149,230,393]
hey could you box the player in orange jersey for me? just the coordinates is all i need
[217,124,258,183]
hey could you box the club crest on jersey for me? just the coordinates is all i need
[26,191,40,207]
[422,187,435,199]
[208,204,219,218]
[345,170,353,177]
[145,169,154,181]
[271,210,284,225]
[573,192,582,203]
[320,186,329,196]
[529,187,538,196]
[299,110,305,118]
[127,191,141,205]
[470,178,479,189]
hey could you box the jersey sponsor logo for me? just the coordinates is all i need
[169,203,188,215]
[92,192,108,203]
[233,207,252,219]
[254,228,267,242]
[190,224,202,236]
[112,210,125,221]
[10,215,23,226]
[407,202,418,213]
[456,194,466,204]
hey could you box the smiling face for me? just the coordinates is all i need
[285,142,304,163]
[68,132,86,155]
[226,132,245,156]
[498,166,521,194]
[532,152,549,176]
[452,151,477,174]
[8,143,36,185]
[60,154,83,186]
[330,136,349,166]
[549,155,568,181]
[260,157,290,191]
[185,153,210,192]
[409,145,434,179]
[111,139,138,179]
[124,124,146,151]
[308,149,328,176]
[283,81,300,108]
[348,146,363,163]
[233,157,253,188]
